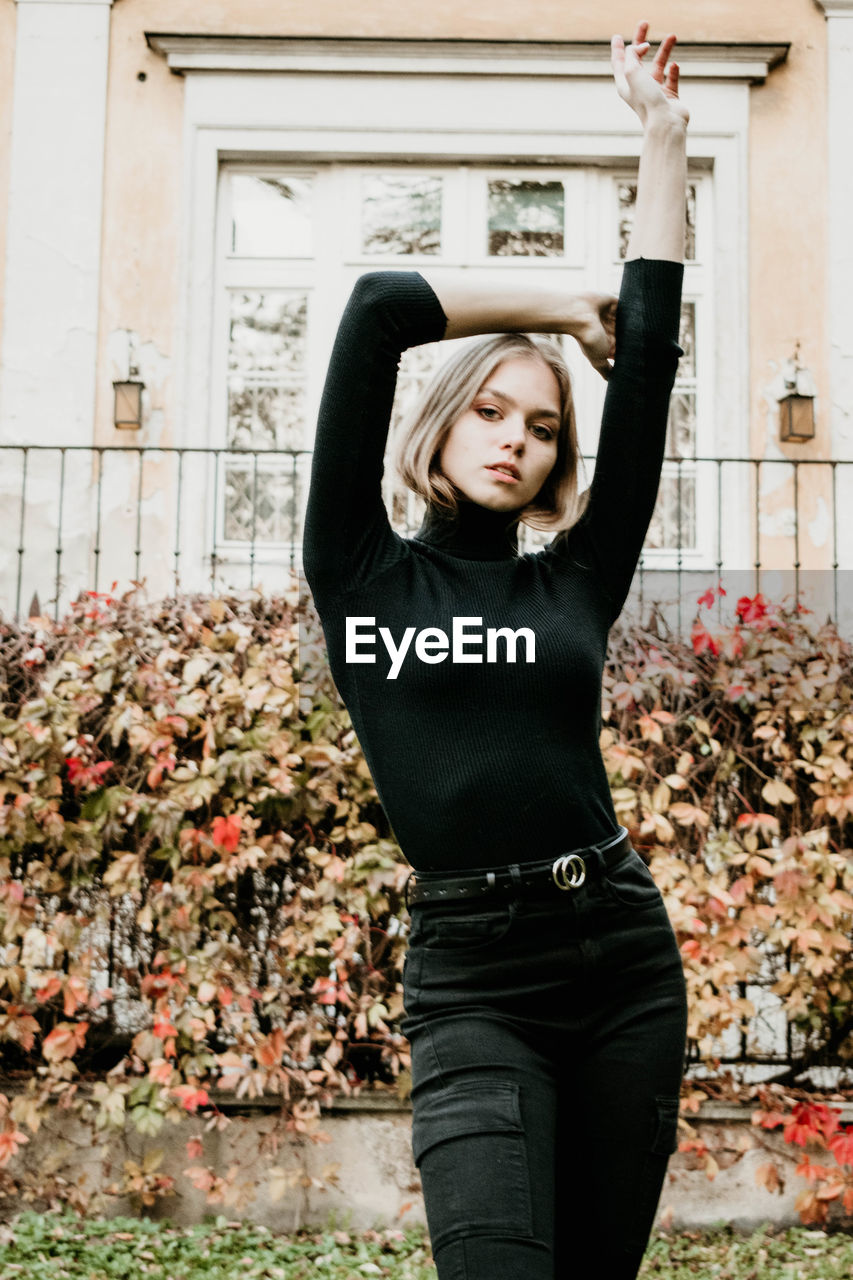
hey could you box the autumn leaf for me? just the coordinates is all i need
[0,1128,29,1167]
[669,802,710,829]
[0,1007,41,1051]
[42,1020,89,1062]
[754,1160,783,1194]
[828,1126,853,1168]
[170,1084,210,1113]
[762,778,798,806]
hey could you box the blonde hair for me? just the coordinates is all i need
[394,333,590,534]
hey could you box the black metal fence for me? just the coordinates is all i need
[1,445,851,635]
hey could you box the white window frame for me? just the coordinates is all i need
[148,35,785,581]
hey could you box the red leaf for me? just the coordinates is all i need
[212,814,241,853]
[828,1126,853,1168]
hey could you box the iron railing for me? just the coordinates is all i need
[1,445,851,635]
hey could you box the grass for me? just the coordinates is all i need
[0,1210,852,1278]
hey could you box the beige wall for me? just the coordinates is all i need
[95,1,829,474]
[6,1086,851,1233]
[0,0,17,359]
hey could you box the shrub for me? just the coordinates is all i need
[0,580,851,1222]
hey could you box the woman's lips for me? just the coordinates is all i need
[486,466,519,484]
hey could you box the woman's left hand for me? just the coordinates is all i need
[611,20,690,130]
[574,293,618,381]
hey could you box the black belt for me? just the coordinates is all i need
[404,828,633,908]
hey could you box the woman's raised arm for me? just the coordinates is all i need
[302,272,447,604]
[612,22,690,262]
[560,21,688,625]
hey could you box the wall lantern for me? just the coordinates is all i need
[778,345,816,443]
[112,369,144,431]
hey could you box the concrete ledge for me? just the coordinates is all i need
[1,1083,850,1231]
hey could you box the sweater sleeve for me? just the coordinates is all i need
[302,271,448,603]
[561,257,684,626]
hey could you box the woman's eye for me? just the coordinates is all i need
[530,424,555,441]
[477,406,500,419]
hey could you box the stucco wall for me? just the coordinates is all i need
[2,1088,851,1235]
[0,0,17,359]
[0,3,835,611]
[96,1,829,454]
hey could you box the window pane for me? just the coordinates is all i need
[646,473,697,550]
[225,291,307,541]
[228,292,307,376]
[230,175,313,257]
[360,174,442,255]
[223,464,304,543]
[666,392,697,461]
[617,181,697,260]
[227,385,305,451]
[488,179,565,257]
[678,301,696,379]
[386,345,441,529]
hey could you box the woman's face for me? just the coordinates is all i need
[438,355,562,512]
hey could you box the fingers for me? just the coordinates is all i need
[654,33,677,72]
[610,34,625,70]
[632,19,649,46]
[618,26,677,76]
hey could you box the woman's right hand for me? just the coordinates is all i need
[573,293,618,381]
[611,20,690,131]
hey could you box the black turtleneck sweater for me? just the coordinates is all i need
[302,261,683,872]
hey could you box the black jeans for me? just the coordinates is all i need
[401,839,689,1280]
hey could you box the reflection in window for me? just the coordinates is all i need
[646,473,697,550]
[665,303,696,461]
[677,301,696,379]
[387,345,441,528]
[617,181,697,260]
[228,292,306,378]
[666,392,697,462]
[230,175,313,257]
[360,174,442,255]
[488,179,565,257]
[227,384,304,452]
[225,291,307,542]
[648,300,698,551]
[223,461,308,544]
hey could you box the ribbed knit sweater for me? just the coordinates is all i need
[302,260,684,872]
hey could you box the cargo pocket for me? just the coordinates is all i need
[622,1094,681,1257]
[652,1094,680,1155]
[411,1078,533,1255]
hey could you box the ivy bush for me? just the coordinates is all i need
[0,580,851,1224]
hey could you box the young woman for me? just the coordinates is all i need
[303,21,690,1280]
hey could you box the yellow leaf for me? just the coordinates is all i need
[652,782,672,812]
[762,778,798,806]
[669,802,710,828]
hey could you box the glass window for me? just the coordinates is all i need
[617,180,697,260]
[647,302,699,551]
[223,290,307,544]
[360,173,443,255]
[216,164,709,563]
[486,178,566,257]
[229,175,313,257]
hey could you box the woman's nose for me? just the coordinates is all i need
[500,413,526,449]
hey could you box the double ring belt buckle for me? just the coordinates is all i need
[551,852,586,891]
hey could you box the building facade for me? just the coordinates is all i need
[0,0,850,628]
